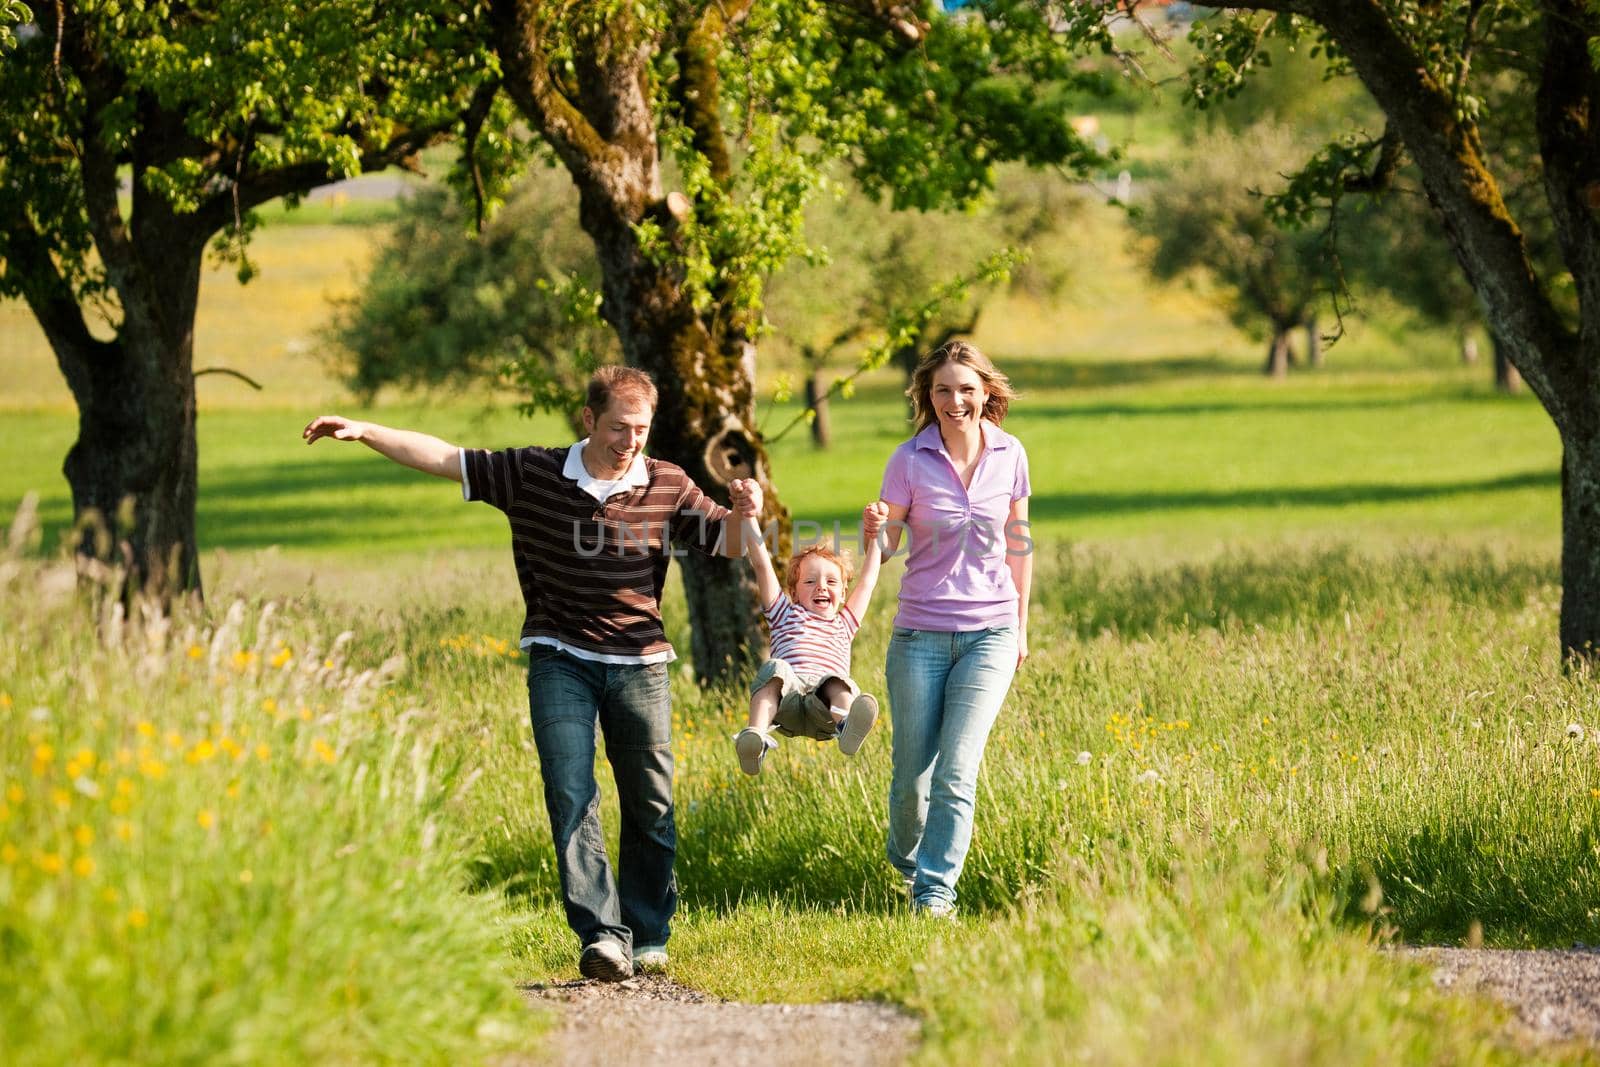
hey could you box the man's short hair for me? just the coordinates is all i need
[586,366,658,415]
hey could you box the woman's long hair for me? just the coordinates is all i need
[906,340,1016,433]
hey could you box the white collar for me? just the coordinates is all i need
[564,440,649,502]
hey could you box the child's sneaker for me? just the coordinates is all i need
[734,727,777,775]
[837,693,879,756]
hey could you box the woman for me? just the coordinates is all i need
[874,341,1031,918]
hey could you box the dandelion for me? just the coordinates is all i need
[138,758,167,780]
[185,740,216,765]
[37,852,64,874]
[136,721,155,738]
[298,706,312,722]
[270,648,292,669]
[0,844,16,864]
[127,908,148,929]
[74,825,94,846]
[0,693,10,709]
[100,886,120,904]
[197,810,216,829]
[1076,751,1092,765]
[51,788,71,810]
[5,784,22,805]
[1592,789,1600,799]
[231,650,257,671]
[186,644,204,660]
[255,743,271,762]
[114,821,134,842]
[72,856,95,878]
[33,743,54,765]
[311,738,337,764]
[226,782,240,799]
[1568,723,1585,741]
[75,748,95,770]
[221,737,243,761]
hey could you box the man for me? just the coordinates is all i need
[303,367,761,981]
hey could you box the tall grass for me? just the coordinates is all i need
[0,548,538,1064]
[5,515,1597,1063]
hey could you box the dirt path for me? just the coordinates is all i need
[516,976,918,1067]
[1418,947,1600,1047]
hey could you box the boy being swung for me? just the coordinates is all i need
[729,494,890,775]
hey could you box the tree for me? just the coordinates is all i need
[0,0,502,599]
[482,1,1108,680]
[1134,124,1334,377]
[326,167,611,434]
[762,166,1085,444]
[1170,3,1600,660]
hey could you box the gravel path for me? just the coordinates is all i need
[516,976,919,1067]
[1417,947,1600,1046]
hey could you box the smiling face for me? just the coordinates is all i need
[791,553,846,619]
[929,361,990,437]
[581,395,654,479]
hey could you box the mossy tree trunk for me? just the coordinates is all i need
[491,0,782,681]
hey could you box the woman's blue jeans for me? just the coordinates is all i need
[885,625,1018,908]
[526,646,676,954]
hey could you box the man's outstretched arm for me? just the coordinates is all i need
[302,416,462,480]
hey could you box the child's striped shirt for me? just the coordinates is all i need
[764,593,859,677]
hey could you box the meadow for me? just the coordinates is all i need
[3,203,1598,1065]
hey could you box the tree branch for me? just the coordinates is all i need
[2,208,109,399]
[1254,0,1574,411]
[670,1,753,187]
[822,0,928,44]
[1534,0,1600,366]
[1342,125,1404,193]
[488,0,623,184]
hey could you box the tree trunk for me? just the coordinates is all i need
[1491,331,1523,394]
[44,236,205,604]
[1561,434,1600,661]
[1305,315,1324,369]
[1263,329,1291,378]
[804,371,831,450]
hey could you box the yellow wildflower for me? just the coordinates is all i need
[0,843,18,864]
[197,810,216,829]
[100,886,120,904]
[186,644,204,660]
[261,697,278,715]
[114,821,134,842]
[128,908,149,929]
[74,825,94,846]
[5,784,21,804]
[51,788,71,810]
[136,721,155,738]
[231,650,257,671]
[73,856,94,878]
[186,739,216,764]
[311,738,337,765]
[270,648,293,669]
[33,743,54,765]
[75,749,95,770]
[37,852,64,874]
[0,693,11,708]
[255,744,271,762]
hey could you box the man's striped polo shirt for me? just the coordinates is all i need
[461,444,731,663]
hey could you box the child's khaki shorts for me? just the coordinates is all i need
[750,658,862,741]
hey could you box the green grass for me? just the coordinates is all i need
[9,541,1594,1063]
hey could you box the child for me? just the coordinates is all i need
[732,503,888,775]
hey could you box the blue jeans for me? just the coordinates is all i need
[526,647,675,954]
[885,625,1018,908]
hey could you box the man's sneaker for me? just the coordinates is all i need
[837,693,879,756]
[913,897,957,921]
[734,727,777,775]
[634,945,669,974]
[578,939,632,982]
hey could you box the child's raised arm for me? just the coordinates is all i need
[844,502,888,623]
[740,515,782,611]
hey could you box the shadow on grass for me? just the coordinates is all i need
[1039,543,1557,639]
[1028,468,1557,525]
[1339,817,1600,947]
